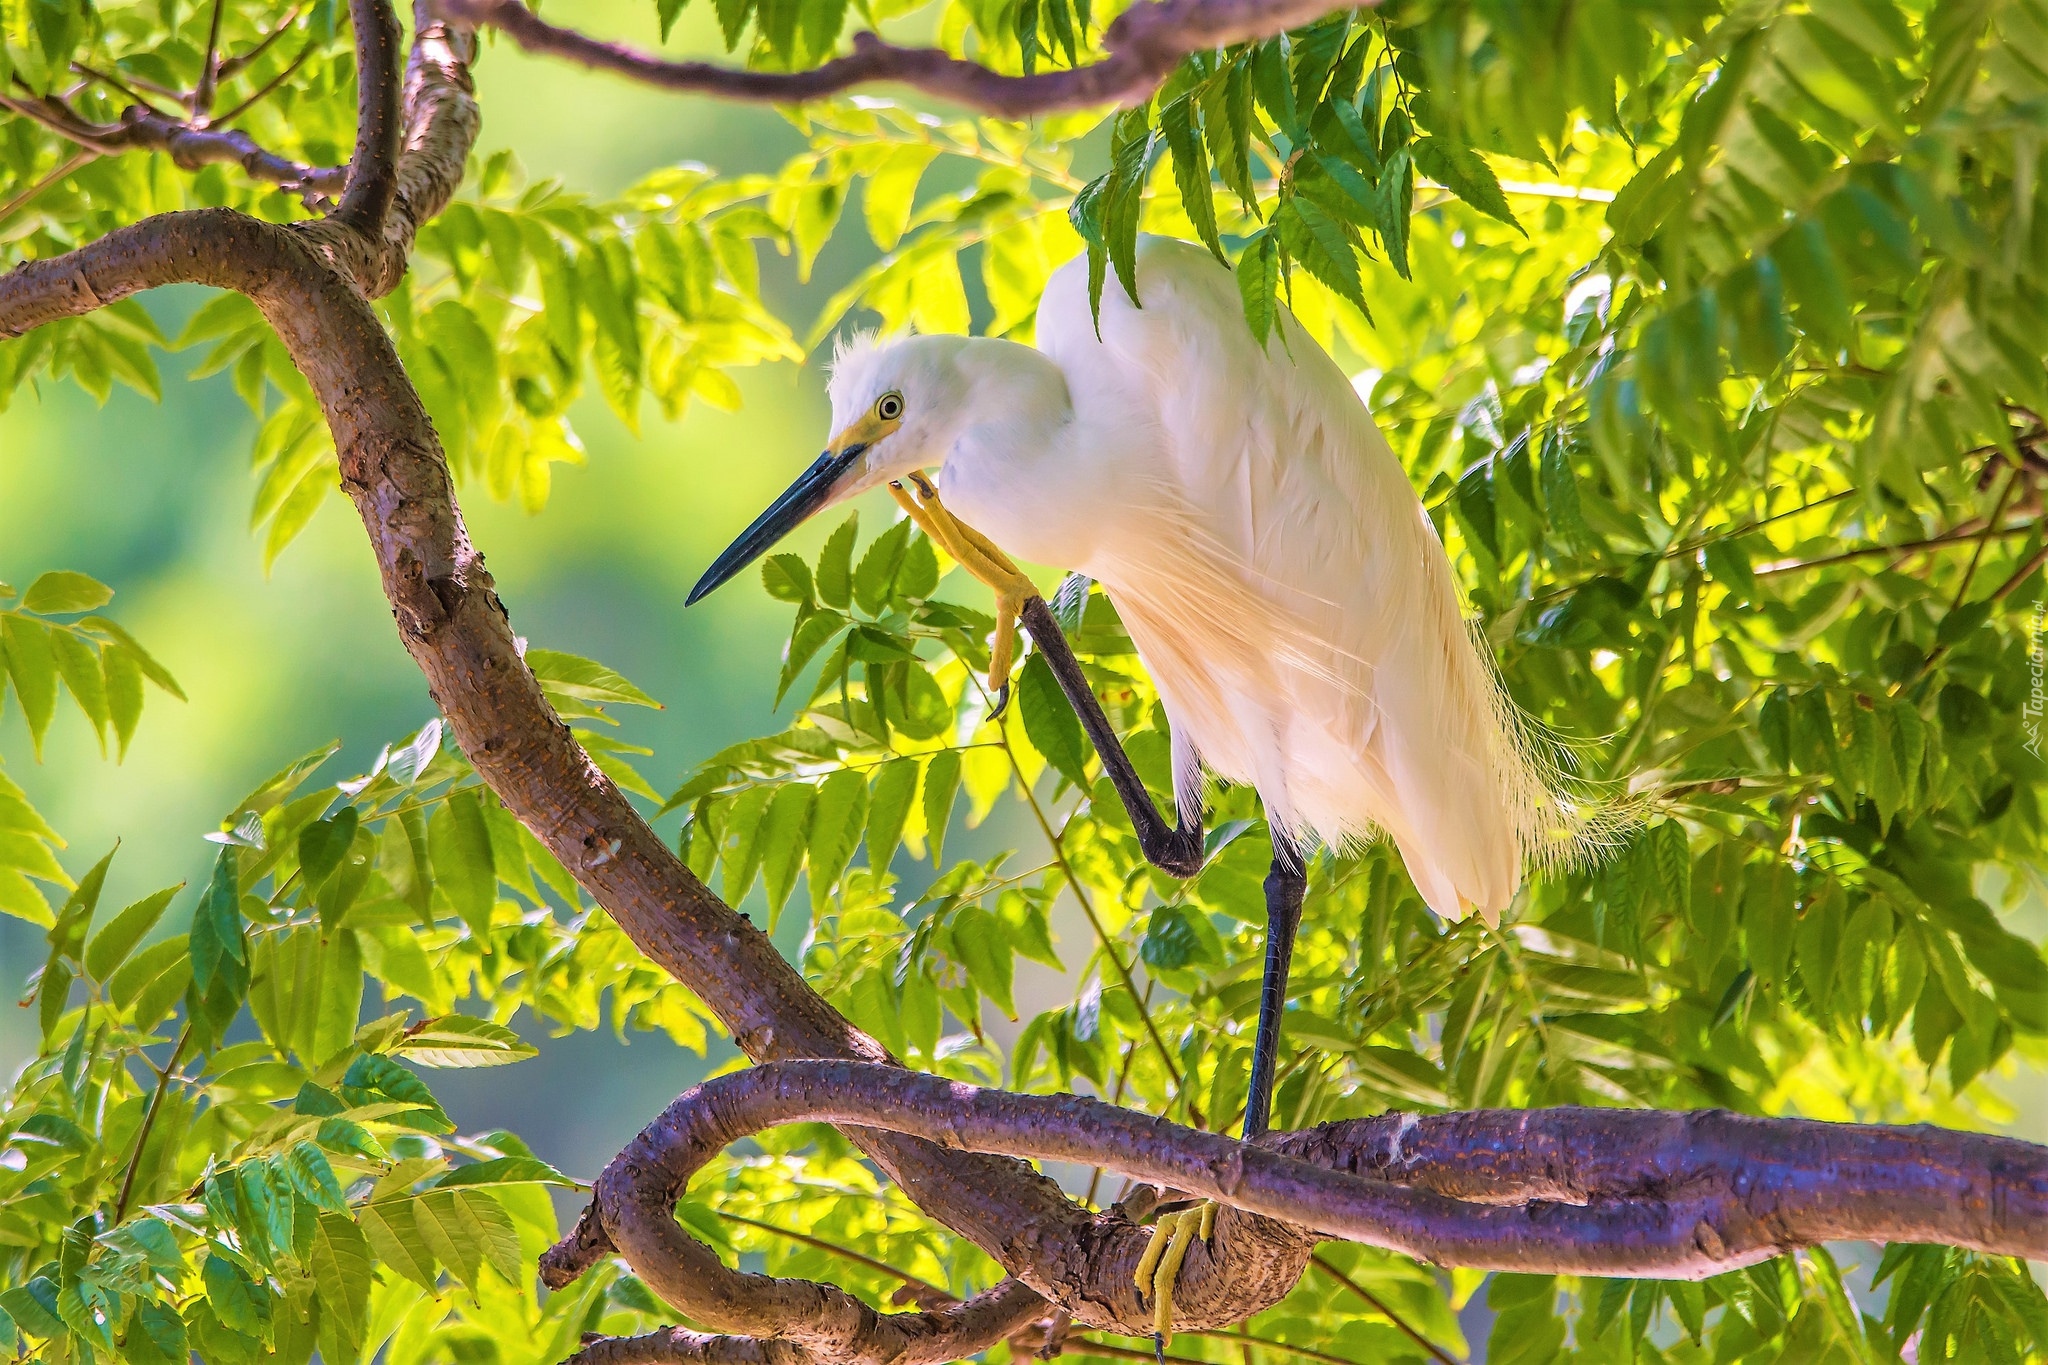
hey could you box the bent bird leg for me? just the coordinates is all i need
[888,474,1036,705]
[1018,595,1205,876]
[1136,846,1307,1346]
[890,474,1204,877]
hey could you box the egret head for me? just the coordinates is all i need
[687,333,971,605]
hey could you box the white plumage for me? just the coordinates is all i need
[817,235,1596,923]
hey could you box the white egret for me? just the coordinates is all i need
[688,233,1602,1339]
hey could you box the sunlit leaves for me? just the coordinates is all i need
[1,573,181,760]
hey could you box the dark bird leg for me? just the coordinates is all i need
[1132,842,1307,1346]
[1018,596,1205,876]
[1243,842,1307,1139]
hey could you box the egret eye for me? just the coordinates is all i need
[876,392,904,422]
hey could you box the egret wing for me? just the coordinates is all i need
[1036,236,1551,919]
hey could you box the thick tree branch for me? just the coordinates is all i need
[531,1058,2045,1363]
[433,0,1367,118]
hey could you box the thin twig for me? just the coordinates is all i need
[1004,723,1182,1087]
[0,150,98,226]
[193,0,229,114]
[68,61,178,117]
[115,1023,192,1221]
[1951,464,2021,611]
[213,39,321,124]
[218,4,309,80]
[1307,1254,1457,1365]
[714,1210,959,1308]
[1753,520,2037,577]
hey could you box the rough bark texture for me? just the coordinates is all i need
[539,1062,2047,1338]
[4,9,2047,1365]
[434,0,1367,117]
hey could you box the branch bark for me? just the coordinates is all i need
[433,0,1366,118]
[0,93,345,194]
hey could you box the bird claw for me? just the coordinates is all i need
[1132,1201,1216,1349]
[989,679,1013,720]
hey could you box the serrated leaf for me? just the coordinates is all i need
[1019,653,1088,788]
[865,757,918,876]
[527,649,661,709]
[950,905,1016,1018]
[1236,232,1280,347]
[428,790,496,937]
[83,883,178,982]
[921,749,961,866]
[395,1015,537,1068]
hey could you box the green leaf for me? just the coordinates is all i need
[435,1155,574,1187]
[1236,232,1280,347]
[762,553,814,606]
[921,749,962,865]
[1413,138,1523,232]
[3,616,59,756]
[950,905,1016,1018]
[19,570,112,615]
[853,517,912,617]
[816,513,859,610]
[807,768,868,912]
[1282,197,1369,315]
[412,1189,522,1290]
[202,1255,266,1337]
[49,628,107,745]
[284,1142,349,1213]
[309,1213,373,1364]
[527,649,661,709]
[758,781,815,931]
[1019,653,1088,788]
[188,848,247,998]
[123,1300,189,1365]
[83,883,178,981]
[359,1199,439,1291]
[297,807,359,888]
[1161,95,1223,261]
[864,146,939,253]
[865,757,918,876]
[429,790,497,937]
[394,1015,537,1068]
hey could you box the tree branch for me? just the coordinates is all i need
[534,1060,2044,1363]
[0,83,345,194]
[432,0,1368,118]
[336,0,404,231]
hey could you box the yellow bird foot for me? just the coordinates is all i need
[1133,1201,1216,1351]
[887,473,1038,699]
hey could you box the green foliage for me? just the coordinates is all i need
[0,572,181,764]
[5,0,2048,1359]
[0,642,717,1364]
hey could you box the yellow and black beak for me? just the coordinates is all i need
[686,419,887,606]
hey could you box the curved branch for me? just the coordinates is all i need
[534,1057,2047,1363]
[542,1058,2048,1362]
[434,0,1365,118]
